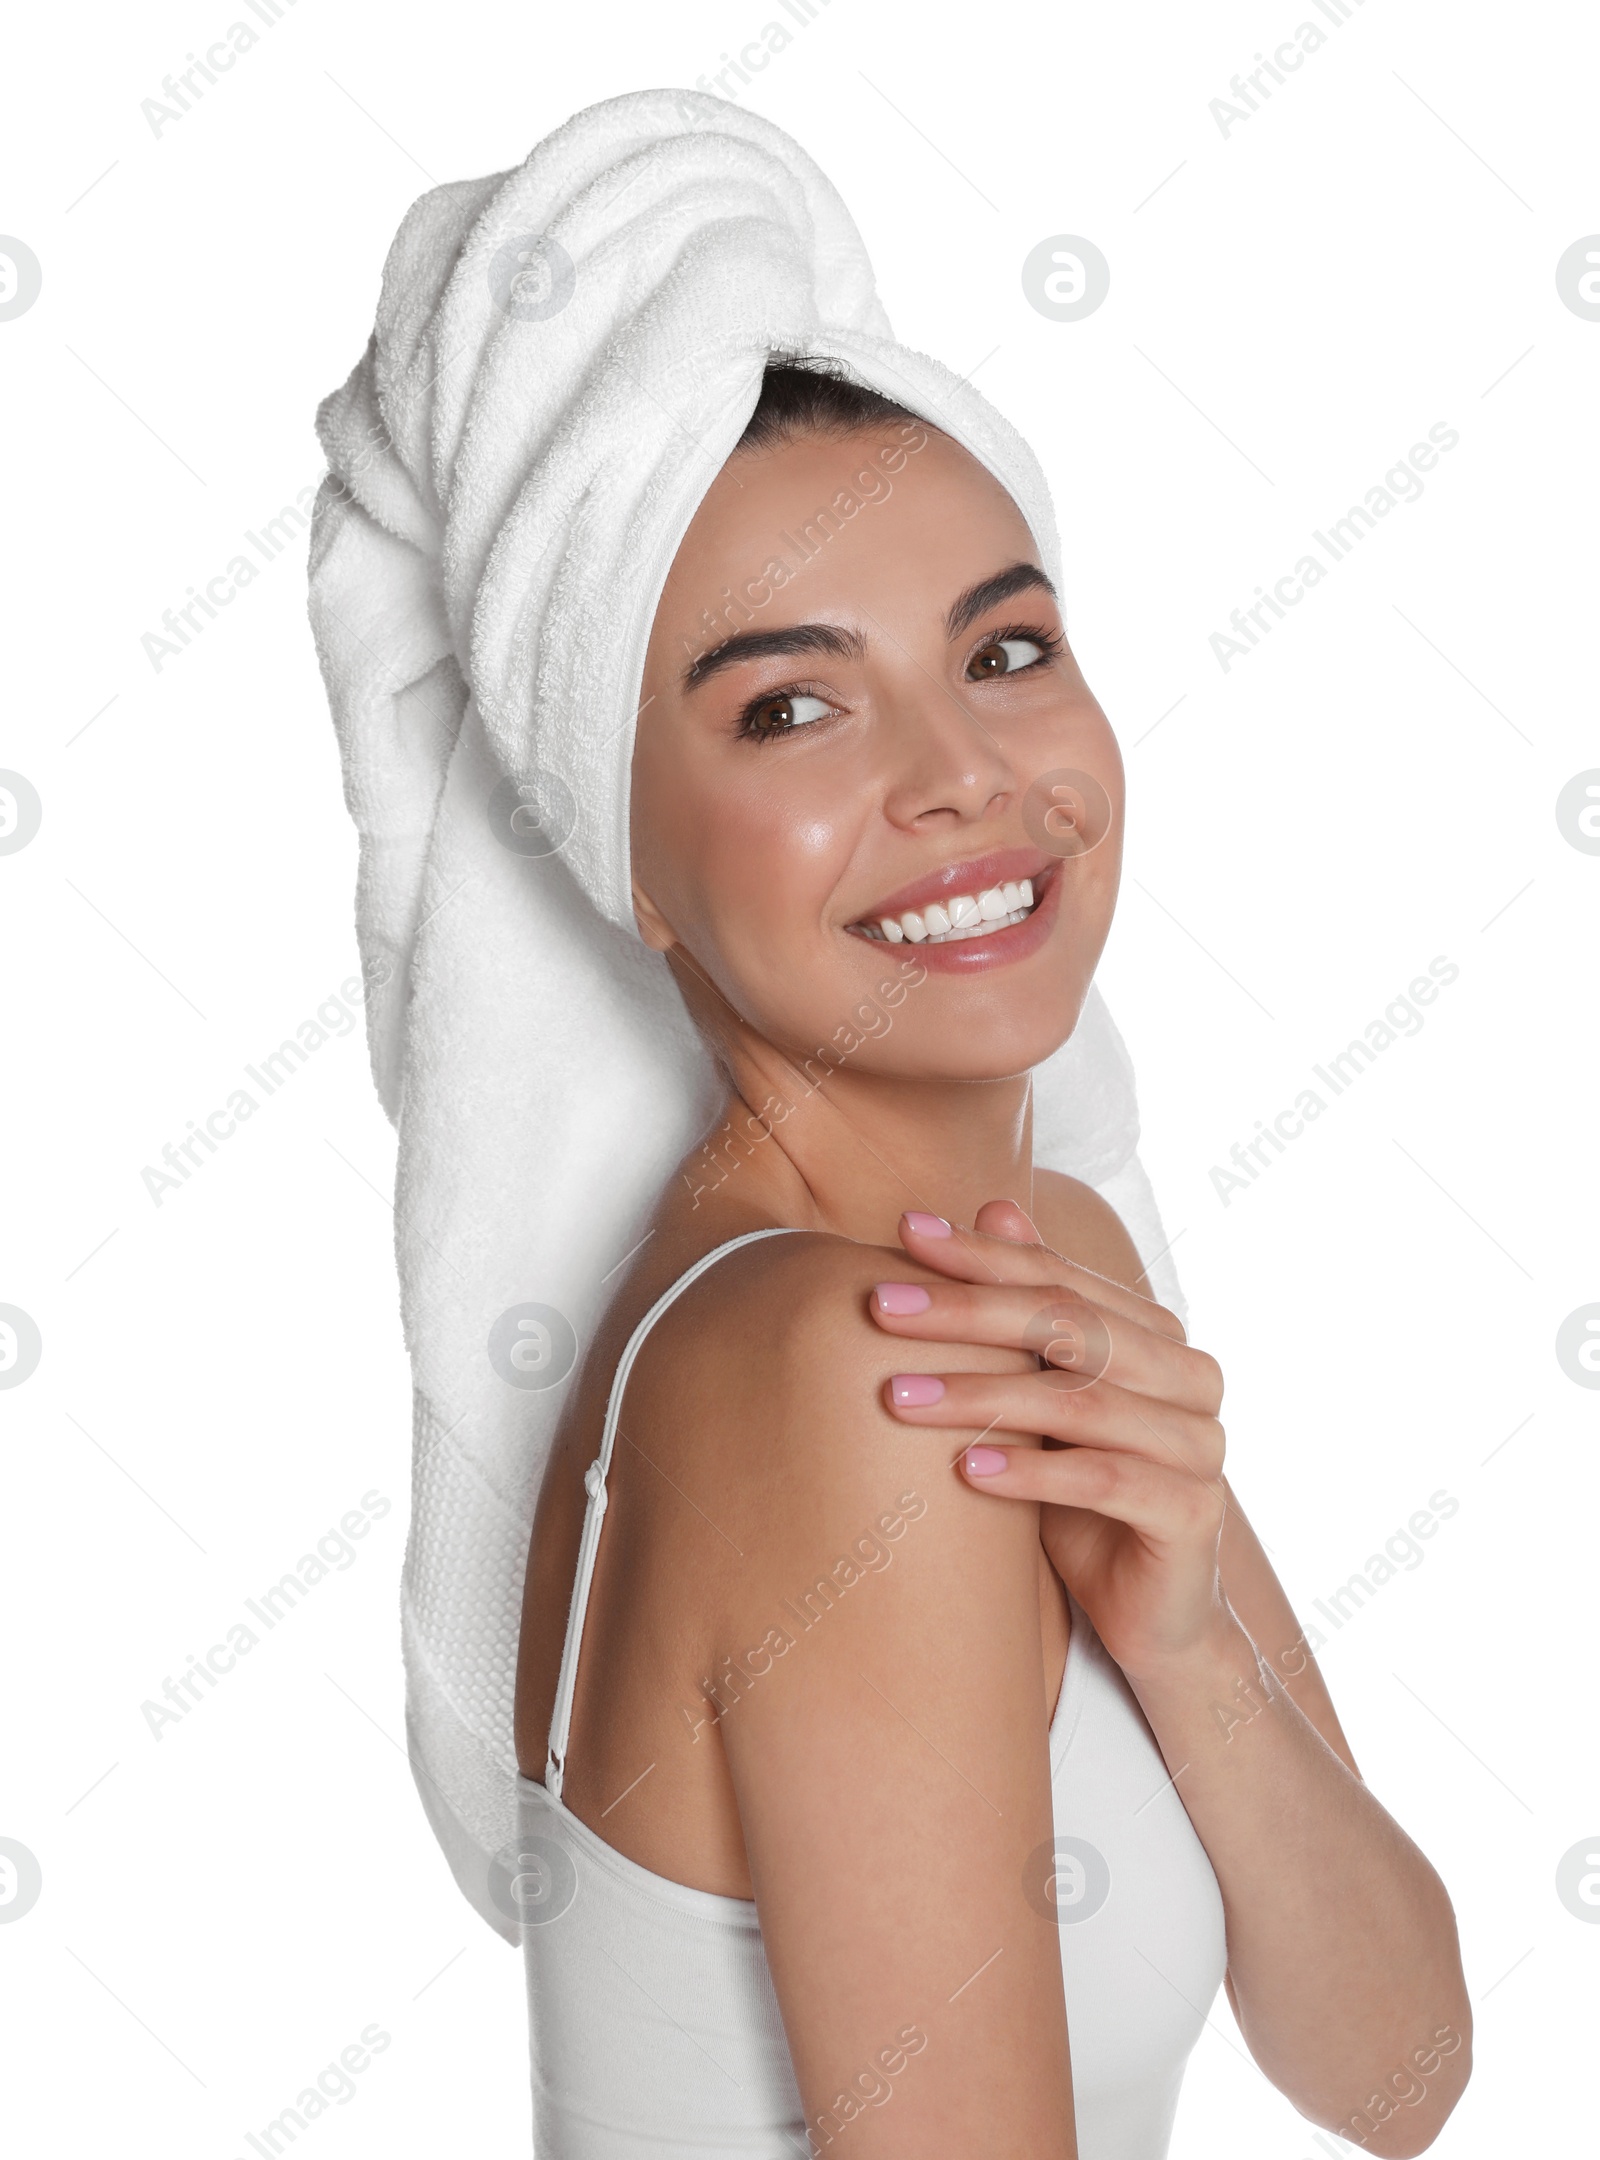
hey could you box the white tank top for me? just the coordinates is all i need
[517,1230,1227,2157]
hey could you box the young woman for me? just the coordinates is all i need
[308,81,1470,2160]
[511,363,1471,2157]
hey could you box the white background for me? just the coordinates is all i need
[2,0,1595,2152]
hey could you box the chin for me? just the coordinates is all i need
[835,991,1090,1087]
[912,1019,1086,1085]
[708,924,1096,1088]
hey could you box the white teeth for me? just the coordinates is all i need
[855,875,1044,945]
[942,912,1026,940]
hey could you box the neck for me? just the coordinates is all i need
[706,1030,1036,1248]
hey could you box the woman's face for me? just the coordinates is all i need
[630,418,1124,1086]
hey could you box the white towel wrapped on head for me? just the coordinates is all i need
[306,85,1184,1945]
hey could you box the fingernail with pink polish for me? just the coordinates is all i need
[875,1282,931,1316]
[902,1211,951,1238]
[965,1446,1008,1477]
[890,1373,945,1408]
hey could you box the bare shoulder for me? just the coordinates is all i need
[616,1227,1057,1725]
[630,1225,1041,1533]
[1032,1166,1173,1314]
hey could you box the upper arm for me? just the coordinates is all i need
[697,1237,1076,2155]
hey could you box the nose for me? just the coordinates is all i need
[876,671,1022,834]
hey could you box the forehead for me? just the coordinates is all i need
[652,425,1039,633]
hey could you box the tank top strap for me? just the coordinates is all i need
[544,1226,803,1800]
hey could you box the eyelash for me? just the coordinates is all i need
[733,621,1064,744]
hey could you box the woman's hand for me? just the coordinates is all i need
[871,1199,1234,1684]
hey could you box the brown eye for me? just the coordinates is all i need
[967,635,1046,681]
[750,695,798,736]
[742,691,832,741]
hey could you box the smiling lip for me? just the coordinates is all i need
[914,859,1062,974]
[846,846,1055,930]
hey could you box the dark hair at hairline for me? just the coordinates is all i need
[734,355,933,454]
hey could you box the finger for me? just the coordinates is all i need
[885,1369,1226,1487]
[873,1278,1222,1417]
[972,1197,1044,1245]
[959,1441,1227,1548]
[896,1210,1187,1344]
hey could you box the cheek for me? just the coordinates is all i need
[666,777,862,1021]
[696,785,847,923]
[1058,699,1123,800]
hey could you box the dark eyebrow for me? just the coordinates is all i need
[682,622,866,694]
[943,561,1058,642]
[680,559,1058,694]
